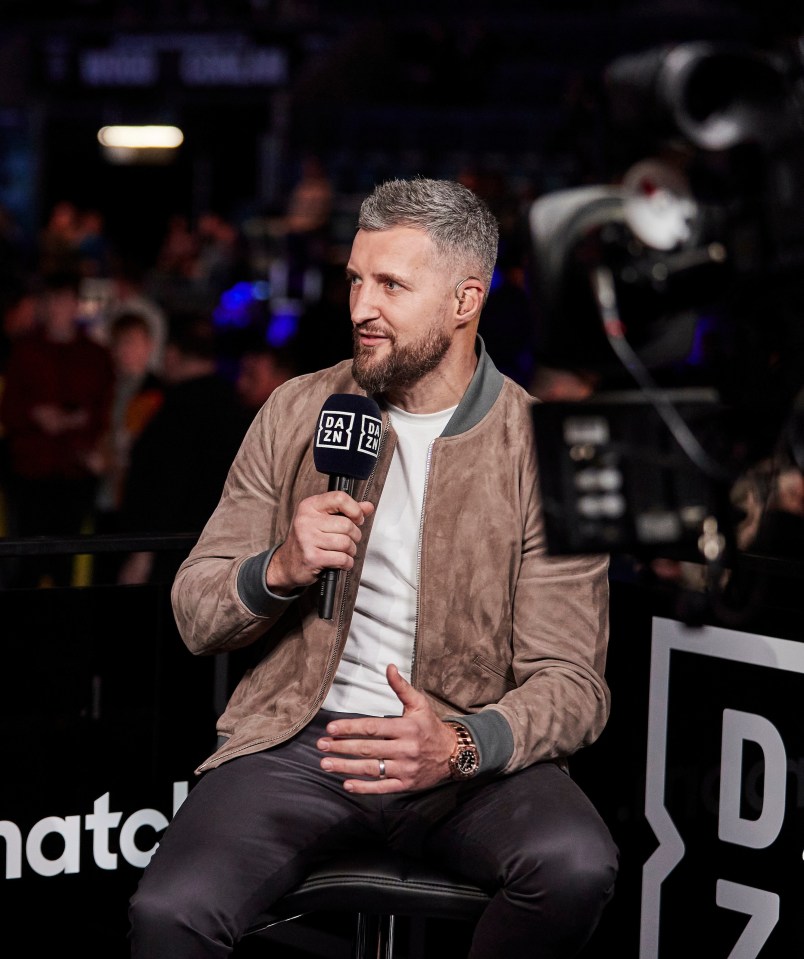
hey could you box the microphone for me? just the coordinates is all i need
[313,393,383,619]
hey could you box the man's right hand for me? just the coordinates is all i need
[266,492,374,595]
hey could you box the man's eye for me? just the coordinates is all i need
[385,280,399,291]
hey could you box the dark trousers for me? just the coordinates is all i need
[129,711,618,958]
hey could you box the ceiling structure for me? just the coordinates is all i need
[0,0,800,255]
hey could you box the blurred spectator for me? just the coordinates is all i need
[721,455,804,620]
[0,275,39,371]
[116,313,247,585]
[76,208,112,279]
[283,154,334,238]
[89,253,169,373]
[0,271,114,586]
[281,155,334,297]
[730,460,775,553]
[235,342,297,416]
[92,312,165,583]
[735,458,804,558]
[155,213,199,281]
[38,200,82,277]
[193,211,248,297]
[0,277,39,547]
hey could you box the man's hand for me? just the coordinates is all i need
[317,663,457,793]
[31,404,72,435]
[266,491,374,595]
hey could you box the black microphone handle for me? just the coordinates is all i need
[319,474,356,620]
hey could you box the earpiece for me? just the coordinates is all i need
[454,275,482,316]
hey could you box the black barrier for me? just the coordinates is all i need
[0,580,217,955]
[1,534,802,958]
[0,532,198,557]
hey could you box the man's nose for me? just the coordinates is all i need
[350,285,379,324]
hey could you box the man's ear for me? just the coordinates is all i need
[454,276,485,322]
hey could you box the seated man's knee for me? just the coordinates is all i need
[540,828,618,916]
[513,825,618,916]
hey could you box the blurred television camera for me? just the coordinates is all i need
[528,39,804,590]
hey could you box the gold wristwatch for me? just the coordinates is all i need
[445,721,480,779]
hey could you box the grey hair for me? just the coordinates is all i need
[357,177,499,295]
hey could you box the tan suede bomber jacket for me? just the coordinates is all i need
[172,338,611,777]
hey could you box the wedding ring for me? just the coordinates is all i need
[378,759,386,779]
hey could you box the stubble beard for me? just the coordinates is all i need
[351,323,452,395]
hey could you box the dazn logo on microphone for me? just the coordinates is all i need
[316,409,381,457]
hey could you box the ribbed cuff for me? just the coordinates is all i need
[445,708,514,775]
[237,545,302,615]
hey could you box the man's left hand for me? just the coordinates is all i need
[317,664,457,793]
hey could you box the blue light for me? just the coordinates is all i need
[211,280,299,347]
[213,281,253,329]
[213,280,273,330]
[266,304,299,347]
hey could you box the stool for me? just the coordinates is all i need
[245,849,492,959]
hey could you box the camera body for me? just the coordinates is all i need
[528,40,804,560]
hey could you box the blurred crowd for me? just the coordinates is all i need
[0,157,540,589]
[2,149,802,597]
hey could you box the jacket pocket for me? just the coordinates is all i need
[470,654,517,698]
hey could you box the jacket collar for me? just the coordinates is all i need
[440,335,504,437]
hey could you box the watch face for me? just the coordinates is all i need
[447,722,478,780]
[456,748,477,775]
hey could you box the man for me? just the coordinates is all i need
[0,270,114,586]
[91,311,165,585]
[116,313,246,586]
[129,178,618,957]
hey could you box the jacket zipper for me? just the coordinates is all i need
[410,438,435,687]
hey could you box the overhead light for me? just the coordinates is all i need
[97,124,184,149]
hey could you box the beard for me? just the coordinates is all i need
[352,322,452,395]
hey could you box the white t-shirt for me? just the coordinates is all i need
[322,402,456,715]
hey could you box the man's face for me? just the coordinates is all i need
[113,327,154,377]
[346,226,454,395]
